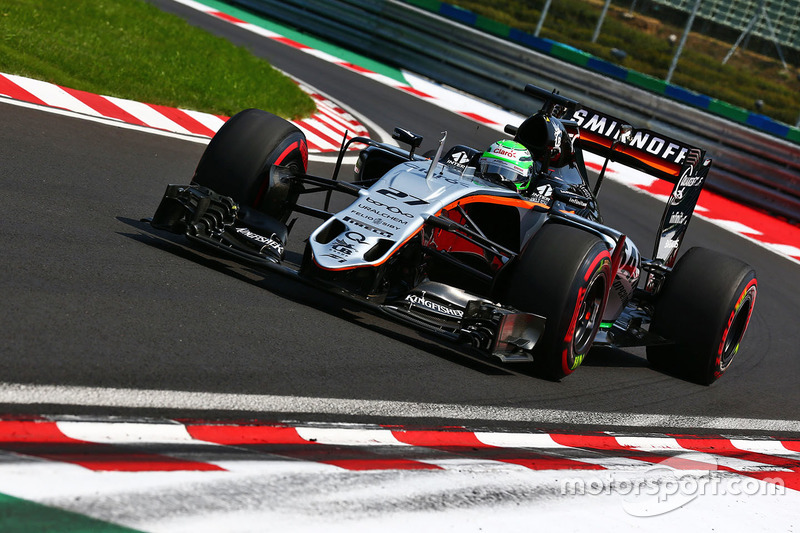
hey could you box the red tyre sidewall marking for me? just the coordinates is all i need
[714,278,758,378]
[274,139,307,170]
[253,139,307,206]
[561,251,611,375]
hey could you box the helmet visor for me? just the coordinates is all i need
[480,160,528,183]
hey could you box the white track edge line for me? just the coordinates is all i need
[2,382,800,433]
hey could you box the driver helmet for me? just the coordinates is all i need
[478,140,534,193]
[515,113,574,169]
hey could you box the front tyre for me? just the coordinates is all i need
[498,223,611,380]
[192,109,307,221]
[647,247,757,384]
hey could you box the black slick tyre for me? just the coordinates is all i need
[647,247,757,385]
[192,108,307,221]
[498,223,611,380]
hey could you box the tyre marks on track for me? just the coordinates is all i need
[0,416,798,530]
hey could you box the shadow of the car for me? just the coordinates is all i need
[582,346,650,369]
[117,216,521,378]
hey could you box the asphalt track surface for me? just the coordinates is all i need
[1,0,799,434]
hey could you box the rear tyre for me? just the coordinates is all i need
[498,224,611,380]
[647,247,757,385]
[192,109,307,221]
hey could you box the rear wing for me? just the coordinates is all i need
[508,85,714,283]
[572,106,705,184]
[571,105,713,288]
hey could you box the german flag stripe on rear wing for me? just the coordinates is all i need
[572,107,705,184]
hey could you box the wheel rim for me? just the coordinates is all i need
[720,291,754,368]
[572,275,605,355]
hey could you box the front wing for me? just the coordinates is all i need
[147,184,548,363]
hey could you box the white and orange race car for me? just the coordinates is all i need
[148,84,756,383]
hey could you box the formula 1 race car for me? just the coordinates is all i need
[148,84,757,383]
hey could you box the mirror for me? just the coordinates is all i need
[392,127,423,149]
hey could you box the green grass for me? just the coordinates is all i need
[452,0,800,126]
[0,0,315,119]
[0,492,143,533]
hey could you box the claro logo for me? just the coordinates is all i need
[492,147,516,157]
